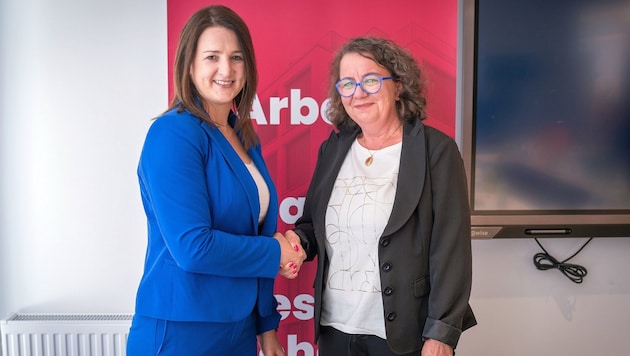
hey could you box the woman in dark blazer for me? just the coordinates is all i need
[285,37,476,356]
[127,6,301,356]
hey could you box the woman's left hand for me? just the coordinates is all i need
[421,339,453,356]
[257,329,286,356]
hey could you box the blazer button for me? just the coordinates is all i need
[383,287,394,296]
[387,312,397,321]
[382,262,392,272]
[380,238,390,247]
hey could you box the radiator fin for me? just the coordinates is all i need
[1,313,132,356]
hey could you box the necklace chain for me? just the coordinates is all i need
[364,123,402,166]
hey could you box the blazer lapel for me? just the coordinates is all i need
[313,127,361,242]
[200,120,263,235]
[251,151,279,236]
[312,122,427,240]
[382,120,427,236]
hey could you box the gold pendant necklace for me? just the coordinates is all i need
[364,123,402,166]
[365,154,375,166]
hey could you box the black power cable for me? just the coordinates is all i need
[532,237,593,284]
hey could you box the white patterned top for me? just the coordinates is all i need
[321,138,402,338]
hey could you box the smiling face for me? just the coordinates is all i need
[338,52,401,128]
[189,26,246,116]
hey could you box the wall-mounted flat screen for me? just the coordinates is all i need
[458,0,630,238]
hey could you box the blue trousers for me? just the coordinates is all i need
[126,314,257,356]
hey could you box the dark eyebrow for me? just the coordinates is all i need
[200,50,243,55]
[339,72,385,80]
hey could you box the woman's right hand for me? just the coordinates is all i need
[274,232,306,279]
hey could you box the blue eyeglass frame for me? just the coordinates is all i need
[335,74,394,98]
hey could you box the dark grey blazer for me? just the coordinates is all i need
[294,119,477,354]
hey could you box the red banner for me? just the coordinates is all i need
[167,1,457,353]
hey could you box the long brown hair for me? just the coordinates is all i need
[167,5,259,149]
[327,37,427,131]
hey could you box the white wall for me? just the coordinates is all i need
[460,237,630,355]
[1,1,629,356]
[0,0,165,316]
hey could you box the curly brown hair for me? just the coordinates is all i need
[326,37,427,131]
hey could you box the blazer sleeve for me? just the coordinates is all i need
[421,130,475,346]
[138,114,281,279]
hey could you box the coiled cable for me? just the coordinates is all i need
[533,237,593,284]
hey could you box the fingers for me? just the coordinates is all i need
[278,261,298,279]
[284,230,300,248]
[257,330,286,356]
[274,231,305,279]
[279,233,303,264]
[285,230,307,262]
[274,233,301,277]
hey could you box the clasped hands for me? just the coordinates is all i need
[273,230,306,279]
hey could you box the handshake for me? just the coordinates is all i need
[273,230,307,279]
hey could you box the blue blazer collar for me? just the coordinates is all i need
[199,113,279,236]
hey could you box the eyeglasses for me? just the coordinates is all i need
[335,74,393,98]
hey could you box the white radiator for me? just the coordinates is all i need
[0,313,132,356]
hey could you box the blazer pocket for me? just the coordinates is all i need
[414,277,430,297]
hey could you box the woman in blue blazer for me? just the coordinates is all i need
[127,6,303,356]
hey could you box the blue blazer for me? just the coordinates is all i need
[133,107,281,333]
